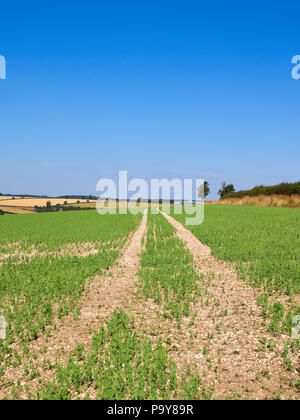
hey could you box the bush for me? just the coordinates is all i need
[34,204,94,213]
[224,181,300,199]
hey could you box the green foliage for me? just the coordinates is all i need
[225,181,300,199]
[218,182,235,199]
[39,310,177,400]
[34,204,95,212]
[138,213,201,327]
[39,309,206,400]
[197,181,210,198]
[173,205,300,335]
[0,211,140,363]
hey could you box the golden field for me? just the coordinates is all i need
[209,194,300,208]
[0,198,97,214]
[0,206,34,214]
[0,196,21,200]
[0,198,97,207]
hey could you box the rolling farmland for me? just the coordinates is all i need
[0,207,299,400]
[0,198,97,215]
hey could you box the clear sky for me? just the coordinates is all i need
[1,1,299,199]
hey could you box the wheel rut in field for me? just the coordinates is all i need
[0,211,148,399]
[157,211,299,399]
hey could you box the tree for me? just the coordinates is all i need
[218,182,235,199]
[197,181,210,198]
[46,201,52,209]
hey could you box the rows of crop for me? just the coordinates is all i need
[172,205,300,337]
[27,309,209,400]
[0,210,136,250]
[0,211,141,370]
[14,214,210,400]
[138,213,202,327]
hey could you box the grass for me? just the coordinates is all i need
[217,194,300,208]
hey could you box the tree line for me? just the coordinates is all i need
[34,201,95,213]
[198,180,300,200]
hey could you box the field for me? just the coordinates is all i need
[0,207,299,400]
[171,205,300,334]
[0,199,154,215]
[0,196,22,200]
[0,207,34,215]
[0,198,97,215]
[217,195,300,208]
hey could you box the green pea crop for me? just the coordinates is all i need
[138,213,202,327]
[0,211,140,361]
[172,205,300,336]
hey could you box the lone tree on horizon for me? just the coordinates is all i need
[197,181,210,199]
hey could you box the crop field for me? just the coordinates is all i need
[0,207,299,400]
[0,198,97,207]
[0,196,22,200]
[0,207,34,215]
[0,198,97,215]
[172,205,300,335]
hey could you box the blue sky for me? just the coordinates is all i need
[0,1,299,199]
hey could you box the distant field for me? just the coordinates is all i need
[74,201,157,209]
[0,198,97,207]
[0,206,34,214]
[65,201,96,208]
[0,199,154,215]
[0,196,22,200]
[0,198,97,214]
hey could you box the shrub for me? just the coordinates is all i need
[225,181,300,199]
